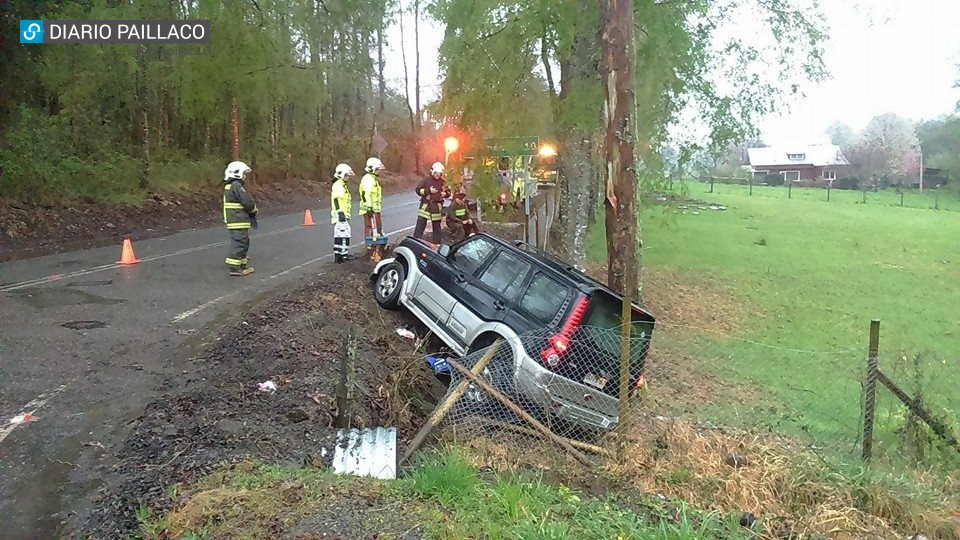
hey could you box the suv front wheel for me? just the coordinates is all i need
[374,262,405,310]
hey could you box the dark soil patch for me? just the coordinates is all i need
[0,171,418,262]
[78,258,444,538]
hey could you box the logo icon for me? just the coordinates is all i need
[20,20,44,44]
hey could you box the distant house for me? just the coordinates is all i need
[747,145,850,184]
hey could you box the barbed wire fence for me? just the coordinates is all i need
[684,176,960,212]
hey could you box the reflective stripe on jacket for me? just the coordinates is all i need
[446,201,469,224]
[358,173,382,212]
[330,179,352,223]
[415,175,446,219]
[223,180,257,229]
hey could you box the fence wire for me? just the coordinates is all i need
[425,319,958,472]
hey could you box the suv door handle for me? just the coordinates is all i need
[455,273,467,283]
[493,300,505,310]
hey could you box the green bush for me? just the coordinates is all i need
[764,173,784,186]
[0,107,142,202]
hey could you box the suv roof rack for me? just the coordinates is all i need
[511,240,609,291]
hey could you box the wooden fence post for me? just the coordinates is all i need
[748,176,752,196]
[862,319,880,462]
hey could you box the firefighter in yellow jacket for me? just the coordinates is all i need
[222,161,258,276]
[359,157,385,251]
[331,163,356,263]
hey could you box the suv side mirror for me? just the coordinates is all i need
[438,244,451,258]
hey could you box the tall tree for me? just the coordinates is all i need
[0,0,416,202]
[599,0,637,295]
[847,113,920,187]
[414,0,423,173]
[432,0,827,279]
[826,121,855,147]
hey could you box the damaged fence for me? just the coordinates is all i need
[402,317,959,474]
[403,325,654,464]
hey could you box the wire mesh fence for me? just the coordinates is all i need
[406,316,960,538]
[681,179,960,212]
[421,317,959,473]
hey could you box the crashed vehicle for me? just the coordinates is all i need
[371,233,655,432]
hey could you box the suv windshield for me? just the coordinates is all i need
[450,236,496,275]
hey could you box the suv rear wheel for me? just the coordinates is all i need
[374,262,405,310]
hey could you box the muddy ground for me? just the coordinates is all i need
[77,255,447,538]
[0,171,418,262]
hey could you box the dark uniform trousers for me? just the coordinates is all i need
[227,229,251,269]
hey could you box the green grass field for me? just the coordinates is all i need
[589,183,960,467]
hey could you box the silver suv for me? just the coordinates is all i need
[371,233,655,432]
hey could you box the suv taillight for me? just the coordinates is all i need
[539,297,589,368]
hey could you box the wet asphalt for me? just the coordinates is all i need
[0,193,419,538]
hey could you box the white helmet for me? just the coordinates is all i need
[365,157,385,173]
[224,160,251,181]
[430,162,444,176]
[334,163,355,179]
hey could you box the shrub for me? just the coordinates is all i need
[764,173,784,186]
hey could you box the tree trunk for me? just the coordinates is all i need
[540,32,556,97]
[398,0,418,171]
[599,0,638,297]
[136,47,150,190]
[377,24,386,117]
[231,96,239,161]
[414,0,423,174]
[548,0,600,269]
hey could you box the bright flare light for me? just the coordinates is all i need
[538,143,557,158]
[444,136,460,153]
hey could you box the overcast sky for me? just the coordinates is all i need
[382,0,960,146]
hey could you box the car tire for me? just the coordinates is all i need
[374,262,405,310]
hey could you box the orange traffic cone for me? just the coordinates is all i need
[303,209,316,227]
[116,238,141,265]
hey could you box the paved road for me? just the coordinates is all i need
[0,193,419,538]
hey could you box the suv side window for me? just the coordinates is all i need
[518,272,568,322]
[450,237,496,276]
[479,250,531,301]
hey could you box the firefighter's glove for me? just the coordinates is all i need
[250,215,259,229]
[338,212,347,222]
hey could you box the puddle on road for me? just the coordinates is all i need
[61,320,108,330]
[13,287,125,309]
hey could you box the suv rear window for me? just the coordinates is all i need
[479,250,531,301]
[582,292,652,360]
[518,272,567,322]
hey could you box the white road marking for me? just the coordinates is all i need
[171,292,238,323]
[267,225,415,280]
[0,385,67,446]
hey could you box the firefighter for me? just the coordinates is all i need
[512,170,526,209]
[222,160,258,276]
[331,163,356,263]
[359,157,385,251]
[413,162,449,244]
[445,191,479,243]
